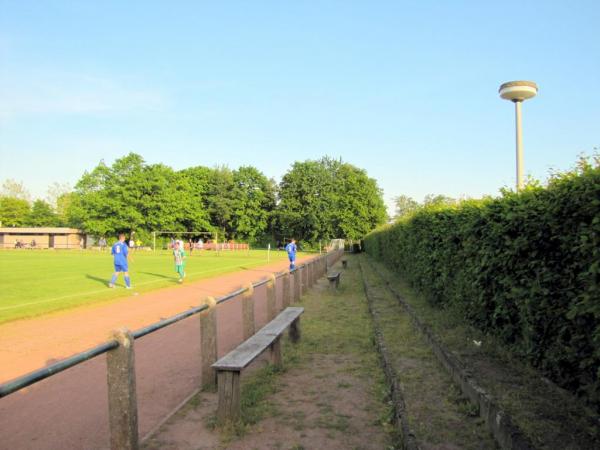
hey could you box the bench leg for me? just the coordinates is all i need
[335,275,340,289]
[270,336,283,367]
[329,279,335,291]
[289,317,301,343]
[217,370,241,423]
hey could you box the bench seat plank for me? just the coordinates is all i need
[257,307,303,337]
[212,307,304,371]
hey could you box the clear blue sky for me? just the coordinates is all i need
[1,1,598,213]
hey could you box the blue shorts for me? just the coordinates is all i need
[288,254,296,262]
[114,263,128,272]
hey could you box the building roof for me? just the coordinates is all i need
[0,227,84,234]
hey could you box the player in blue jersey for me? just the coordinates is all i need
[285,239,297,270]
[108,233,131,289]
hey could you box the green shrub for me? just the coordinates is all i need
[364,157,600,410]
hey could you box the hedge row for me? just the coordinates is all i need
[364,160,600,410]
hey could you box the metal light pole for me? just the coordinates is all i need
[499,80,538,191]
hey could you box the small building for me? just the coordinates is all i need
[0,227,87,249]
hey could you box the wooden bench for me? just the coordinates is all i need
[327,272,341,290]
[342,259,348,268]
[212,306,304,421]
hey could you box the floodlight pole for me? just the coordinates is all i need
[499,80,538,191]
[514,100,524,191]
[152,232,156,252]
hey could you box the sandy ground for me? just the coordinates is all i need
[144,355,389,450]
[0,255,313,450]
[143,276,390,450]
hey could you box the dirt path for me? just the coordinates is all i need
[0,256,311,450]
[142,258,396,450]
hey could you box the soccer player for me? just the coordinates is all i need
[285,239,297,270]
[108,233,131,289]
[173,240,186,283]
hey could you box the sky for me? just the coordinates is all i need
[1,1,599,214]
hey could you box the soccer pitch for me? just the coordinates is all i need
[0,249,289,324]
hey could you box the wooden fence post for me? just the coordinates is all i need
[293,269,300,303]
[282,272,291,307]
[200,296,218,390]
[302,264,308,293]
[242,283,255,340]
[266,274,276,321]
[106,328,139,450]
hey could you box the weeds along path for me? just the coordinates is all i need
[360,255,600,450]
[358,256,498,450]
[144,258,398,450]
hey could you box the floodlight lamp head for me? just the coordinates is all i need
[499,80,538,102]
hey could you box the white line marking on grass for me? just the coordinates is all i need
[0,261,269,312]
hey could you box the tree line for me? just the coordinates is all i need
[0,153,387,246]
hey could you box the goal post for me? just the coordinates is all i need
[150,231,250,254]
[151,231,216,252]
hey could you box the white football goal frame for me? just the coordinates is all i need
[151,231,215,252]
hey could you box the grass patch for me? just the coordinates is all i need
[214,255,399,448]
[360,256,497,449]
[217,364,283,440]
[364,254,600,449]
[0,249,289,323]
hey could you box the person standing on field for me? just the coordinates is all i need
[173,240,186,283]
[109,233,131,288]
[285,238,297,270]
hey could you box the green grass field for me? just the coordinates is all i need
[0,249,290,325]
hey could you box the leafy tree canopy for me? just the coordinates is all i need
[276,157,386,244]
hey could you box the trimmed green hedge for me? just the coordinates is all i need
[364,160,600,410]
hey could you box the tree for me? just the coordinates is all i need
[393,195,420,220]
[423,194,457,207]
[231,166,276,241]
[56,192,77,227]
[70,154,146,236]
[334,163,388,239]
[276,157,387,244]
[1,179,31,202]
[276,159,337,243]
[46,182,71,209]
[0,197,31,226]
[205,166,237,238]
[28,200,59,226]
[177,166,213,232]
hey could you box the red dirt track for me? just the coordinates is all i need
[0,256,311,450]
